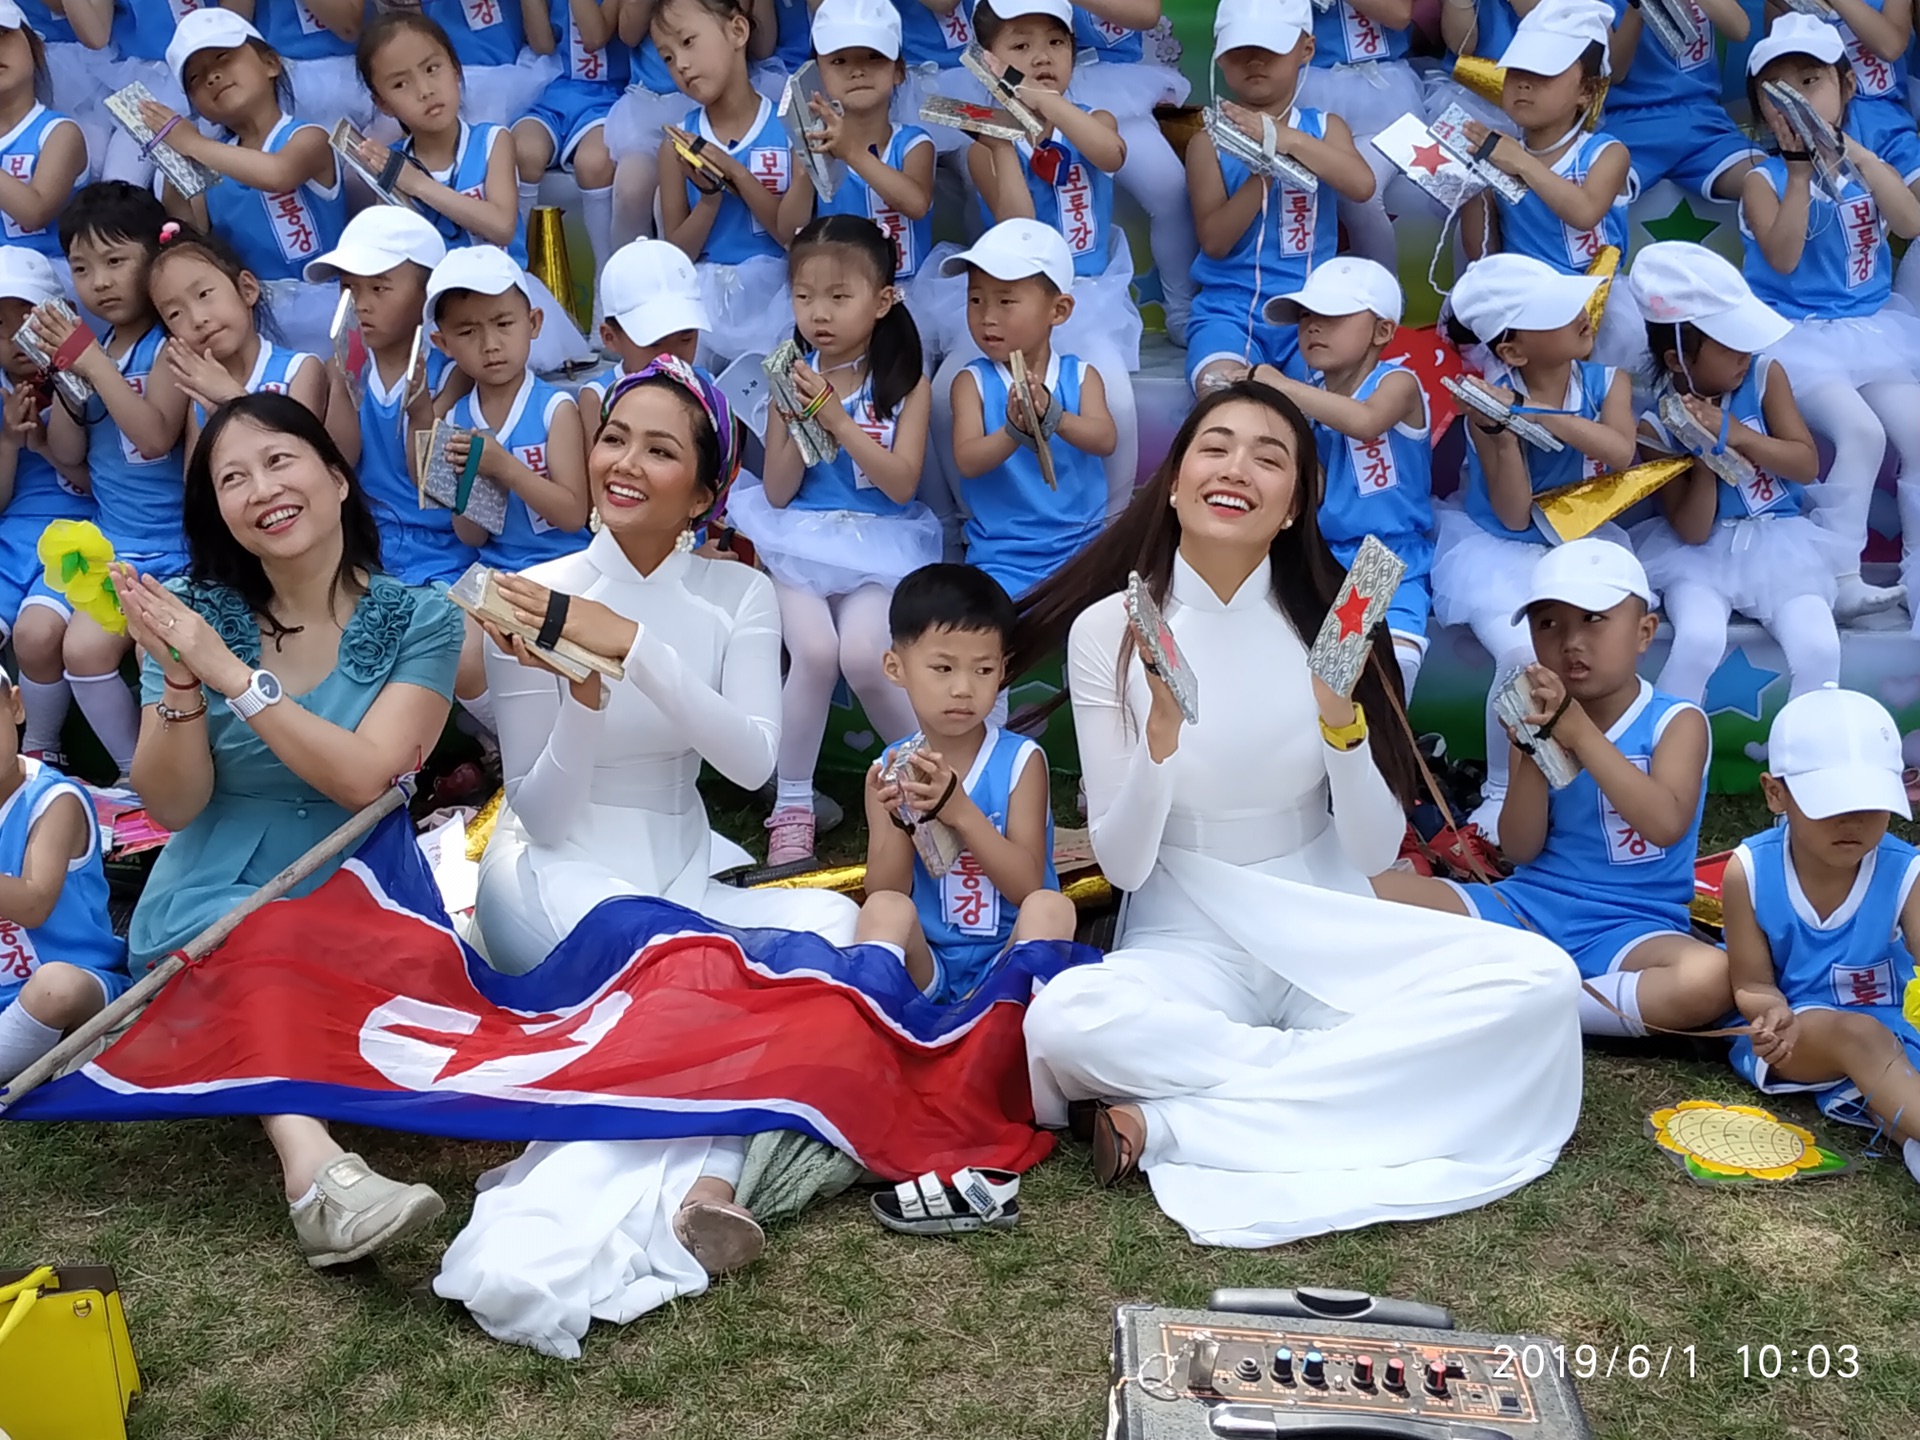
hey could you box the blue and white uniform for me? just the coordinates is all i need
[1739,155,1920,388]
[725,362,942,596]
[1729,828,1920,1126]
[1187,107,1336,388]
[1604,0,1756,199]
[449,371,591,572]
[517,0,630,169]
[256,0,372,129]
[1065,9,1191,121]
[107,0,179,62]
[421,0,562,126]
[682,98,797,363]
[360,346,468,588]
[1300,1,1424,146]
[1008,121,1141,370]
[604,37,690,165]
[0,382,89,629]
[1312,361,1434,647]
[1495,130,1632,278]
[959,353,1105,599]
[1455,680,1706,978]
[890,0,978,155]
[769,0,814,73]
[403,120,529,267]
[1828,1,1920,177]
[188,341,317,431]
[206,114,348,356]
[819,125,936,283]
[0,105,90,264]
[0,758,129,1013]
[880,725,1054,1004]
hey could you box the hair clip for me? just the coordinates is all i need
[159,221,182,244]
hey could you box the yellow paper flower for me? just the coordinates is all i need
[1648,1100,1842,1183]
[35,520,125,635]
[1904,976,1920,1031]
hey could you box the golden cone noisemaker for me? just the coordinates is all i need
[1451,56,1608,128]
[1532,458,1690,544]
[526,205,585,333]
[1586,244,1619,334]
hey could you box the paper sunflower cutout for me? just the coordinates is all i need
[35,520,124,635]
[1648,1101,1849,1186]
[1905,976,1919,1032]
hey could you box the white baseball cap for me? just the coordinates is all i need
[1628,241,1791,355]
[1452,252,1603,342]
[0,3,28,34]
[1768,685,1911,820]
[0,247,66,308]
[1498,0,1613,78]
[1266,256,1404,325]
[1749,13,1845,75]
[168,7,265,93]
[601,238,710,343]
[813,0,903,59]
[940,218,1075,296]
[985,0,1074,28]
[1215,0,1311,59]
[304,208,448,283]
[1511,536,1654,624]
[424,245,534,326]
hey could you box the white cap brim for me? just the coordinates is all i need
[305,242,411,283]
[1749,28,1845,76]
[1691,298,1793,354]
[813,23,901,59]
[612,296,710,344]
[1265,288,1384,325]
[1510,579,1649,626]
[939,248,1070,294]
[1498,32,1590,78]
[1783,766,1914,821]
[1496,271,1603,336]
[1215,19,1306,59]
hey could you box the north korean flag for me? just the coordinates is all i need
[5,814,1090,1179]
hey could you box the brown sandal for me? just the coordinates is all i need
[1090,1103,1141,1188]
[672,1201,766,1278]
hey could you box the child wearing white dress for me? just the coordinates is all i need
[1626,241,1844,705]
[1433,252,1637,842]
[1744,15,1920,621]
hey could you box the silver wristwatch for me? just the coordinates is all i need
[226,668,285,722]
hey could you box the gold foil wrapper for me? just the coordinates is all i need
[1586,245,1620,334]
[1533,458,1691,544]
[526,205,583,332]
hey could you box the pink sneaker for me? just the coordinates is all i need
[764,805,816,868]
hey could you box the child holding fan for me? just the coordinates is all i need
[1434,253,1637,841]
[1745,16,1920,621]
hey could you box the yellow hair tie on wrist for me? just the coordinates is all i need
[36,519,125,635]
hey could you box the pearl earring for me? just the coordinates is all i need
[675,527,697,553]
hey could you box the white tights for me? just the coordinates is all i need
[1111,113,1198,332]
[1659,583,1841,705]
[1465,608,1535,832]
[1793,378,1920,578]
[773,582,917,795]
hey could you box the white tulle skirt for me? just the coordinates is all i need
[461,53,565,128]
[725,482,944,594]
[1633,513,1842,618]
[286,54,374,131]
[1419,70,1513,135]
[1058,230,1143,372]
[902,241,966,362]
[1759,302,1920,389]
[695,254,793,367]
[604,85,690,163]
[1068,57,1191,120]
[897,63,985,155]
[262,277,342,361]
[1297,60,1427,142]
[1431,503,1631,627]
[527,273,594,373]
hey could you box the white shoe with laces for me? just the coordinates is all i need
[1904,1137,1920,1186]
[290,1153,445,1268]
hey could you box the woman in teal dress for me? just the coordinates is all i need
[111,392,464,1270]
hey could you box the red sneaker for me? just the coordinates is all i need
[1425,823,1508,883]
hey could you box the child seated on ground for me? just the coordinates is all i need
[857,563,1077,1002]
[1374,538,1733,1037]
[1725,685,1920,1184]
[0,664,129,1082]
[945,219,1115,601]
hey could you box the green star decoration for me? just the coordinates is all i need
[1641,197,1721,245]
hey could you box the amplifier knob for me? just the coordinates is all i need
[1272,1348,1295,1384]
[1425,1360,1450,1399]
[1384,1357,1407,1391]
[1353,1355,1376,1388]
[1303,1350,1326,1386]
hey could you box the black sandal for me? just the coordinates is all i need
[1090,1102,1141,1188]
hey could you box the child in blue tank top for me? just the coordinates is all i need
[150,10,348,360]
[1816,0,1920,173]
[1457,0,1641,369]
[247,0,373,131]
[944,219,1116,600]
[62,0,193,188]
[1254,258,1435,699]
[1433,252,1637,842]
[1725,685,1920,1184]
[417,0,563,126]
[0,668,129,1083]
[24,184,190,781]
[857,564,1076,1002]
[1745,17,1920,625]
[656,0,799,364]
[1186,0,1376,396]
[1624,241,1844,707]
[728,215,941,866]
[305,207,470,589]
[1603,0,1757,203]
[0,11,89,281]
[1377,539,1734,1037]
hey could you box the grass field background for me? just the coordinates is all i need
[4,791,1919,1440]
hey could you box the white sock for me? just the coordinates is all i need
[289,1182,320,1213]
[67,670,139,773]
[581,183,614,273]
[775,778,813,810]
[459,688,496,738]
[1904,1136,1920,1184]
[517,178,540,225]
[1577,970,1646,1038]
[19,674,71,754]
[0,1000,63,1082]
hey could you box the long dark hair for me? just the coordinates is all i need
[184,394,383,643]
[788,214,922,422]
[1009,381,1422,808]
[357,11,462,110]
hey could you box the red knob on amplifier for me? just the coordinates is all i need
[1425,1360,1450,1399]
[1385,1357,1407,1391]
[1353,1355,1376,1388]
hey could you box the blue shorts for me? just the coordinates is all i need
[22,546,188,622]
[1185,300,1307,391]
[1851,98,1920,183]
[0,961,132,1015]
[1385,572,1432,652]
[1451,877,1688,979]
[1607,101,1757,199]
[519,77,618,168]
[382,525,473,589]
[927,935,1010,1006]
[0,517,58,631]
[1729,1002,1920,1128]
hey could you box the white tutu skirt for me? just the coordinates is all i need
[1297,60,1426,142]
[1760,302,1920,389]
[604,85,690,163]
[903,241,966,363]
[1431,503,1631,627]
[262,277,342,360]
[1058,230,1143,372]
[725,482,944,594]
[527,272,594,373]
[287,54,374,131]
[897,63,986,155]
[1068,57,1191,119]
[1419,71,1513,135]
[1633,514,1842,618]
[462,53,564,128]
[695,254,793,368]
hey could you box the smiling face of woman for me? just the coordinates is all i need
[207,416,350,562]
[1168,397,1303,552]
[591,382,715,541]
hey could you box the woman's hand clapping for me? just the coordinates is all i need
[112,566,250,696]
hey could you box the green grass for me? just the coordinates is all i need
[6,797,1920,1440]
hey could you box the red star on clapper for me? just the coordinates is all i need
[1410,142,1447,176]
[1335,587,1371,639]
[385,1004,609,1082]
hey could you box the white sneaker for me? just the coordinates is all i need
[1904,1137,1920,1185]
[291,1153,445,1268]
[1833,574,1906,622]
[1467,792,1505,848]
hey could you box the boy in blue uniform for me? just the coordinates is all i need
[857,563,1076,1002]
[1376,539,1733,1037]
[1725,686,1920,1183]
[0,663,129,1082]
[1253,257,1435,698]
[1606,0,1758,202]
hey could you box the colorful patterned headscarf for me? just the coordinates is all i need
[598,354,742,524]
